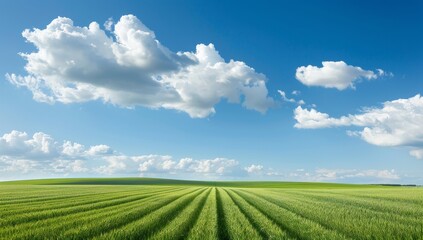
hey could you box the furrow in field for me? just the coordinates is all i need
[341,189,423,204]
[216,188,262,239]
[0,186,187,228]
[271,188,423,210]
[0,185,148,206]
[233,189,350,240]
[0,193,149,227]
[225,188,293,240]
[215,187,230,240]
[0,187,176,218]
[254,189,423,239]
[0,188,107,205]
[276,188,423,205]
[92,188,207,240]
[0,186,90,199]
[278,190,423,221]
[149,188,211,240]
[1,187,199,240]
[186,188,219,240]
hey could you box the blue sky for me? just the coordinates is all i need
[1,0,422,183]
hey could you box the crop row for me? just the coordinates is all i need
[0,186,421,240]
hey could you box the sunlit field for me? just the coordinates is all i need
[0,179,422,239]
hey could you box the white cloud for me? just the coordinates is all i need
[6,14,273,118]
[87,144,113,156]
[314,168,399,181]
[50,160,88,173]
[129,155,239,175]
[132,155,176,173]
[0,130,241,178]
[95,155,128,174]
[62,141,85,156]
[291,90,300,96]
[0,157,39,174]
[278,90,295,103]
[0,130,58,158]
[260,168,400,182]
[295,61,385,90]
[278,90,305,105]
[244,164,264,174]
[409,149,423,159]
[294,94,423,158]
[104,18,114,31]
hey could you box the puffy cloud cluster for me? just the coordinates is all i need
[50,160,88,173]
[294,94,423,158]
[0,130,408,182]
[295,61,387,90]
[244,164,264,174]
[312,168,399,181]
[242,166,401,182]
[0,130,112,176]
[6,15,273,118]
[0,130,113,159]
[260,168,400,182]
[0,130,242,179]
[95,154,239,176]
[0,130,56,158]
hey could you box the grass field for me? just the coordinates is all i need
[0,178,422,239]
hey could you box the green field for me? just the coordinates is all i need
[0,178,422,239]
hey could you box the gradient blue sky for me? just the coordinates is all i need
[1,0,422,183]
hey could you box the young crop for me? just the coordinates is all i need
[0,183,421,240]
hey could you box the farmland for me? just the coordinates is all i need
[0,179,422,239]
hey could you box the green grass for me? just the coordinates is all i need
[0,178,421,239]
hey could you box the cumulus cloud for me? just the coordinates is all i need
[313,168,400,181]
[409,149,423,159]
[87,145,113,155]
[131,155,238,175]
[244,164,264,174]
[0,130,243,179]
[50,160,88,173]
[0,130,411,182]
[95,155,128,174]
[0,130,113,160]
[0,130,58,158]
[0,130,114,177]
[260,168,400,182]
[294,94,423,158]
[0,157,39,174]
[295,61,388,90]
[6,14,273,118]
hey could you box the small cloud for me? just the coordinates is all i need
[295,61,385,90]
[104,17,114,31]
[410,149,423,159]
[376,68,394,77]
[291,90,301,95]
[244,164,264,174]
[87,145,113,156]
[278,90,305,105]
